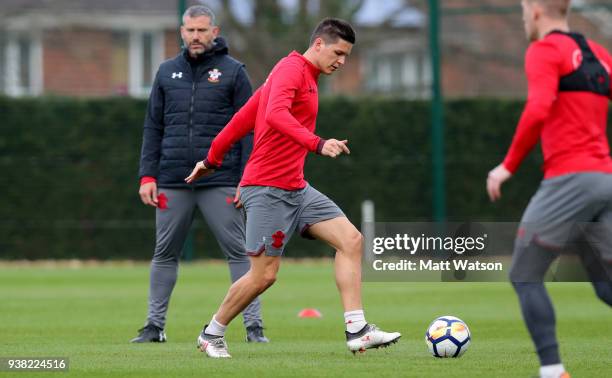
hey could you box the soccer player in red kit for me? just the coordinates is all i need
[487,1,612,377]
[185,18,401,358]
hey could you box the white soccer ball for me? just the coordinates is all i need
[425,315,471,358]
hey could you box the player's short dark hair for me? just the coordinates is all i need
[309,18,356,46]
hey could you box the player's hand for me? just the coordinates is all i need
[139,182,158,207]
[321,139,350,158]
[185,160,215,184]
[233,186,243,209]
[486,163,512,202]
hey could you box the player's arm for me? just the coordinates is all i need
[264,62,325,153]
[487,41,561,201]
[264,63,350,157]
[593,42,612,100]
[233,66,254,177]
[138,71,164,207]
[503,41,561,172]
[595,43,612,100]
[185,87,261,183]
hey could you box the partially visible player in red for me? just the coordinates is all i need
[186,18,401,358]
[487,1,612,377]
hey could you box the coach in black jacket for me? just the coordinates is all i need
[132,5,267,344]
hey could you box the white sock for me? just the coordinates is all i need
[539,364,565,378]
[204,315,227,337]
[344,310,367,333]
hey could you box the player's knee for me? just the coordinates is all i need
[251,266,277,291]
[340,230,363,254]
[511,281,531,293]
[592,281,612,306]
[508,263,522,284]
[259,271,277,291]
[511,281,547,306]
[508,243,548,283]
[509,268,543,286]
[152,248,180,265]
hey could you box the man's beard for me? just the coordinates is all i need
[189,41,214,56]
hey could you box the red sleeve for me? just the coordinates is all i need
[503,41,562,173]
[264,62,321,152]
[140,176,156,186]
[205,88,261,168]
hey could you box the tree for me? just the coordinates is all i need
[217,0,365,85]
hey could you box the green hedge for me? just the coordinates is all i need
[0,96,608,259]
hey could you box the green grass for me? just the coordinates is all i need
[1,260,610,377]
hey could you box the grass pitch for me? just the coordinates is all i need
[1,260,610,377]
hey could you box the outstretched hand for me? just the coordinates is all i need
[486,163,512,202]
[321,139,350,158]
[185,160,215,184]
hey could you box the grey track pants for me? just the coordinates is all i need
[509,173,612,365]
[146,186,262,329]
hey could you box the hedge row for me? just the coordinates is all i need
[1,96,607,259]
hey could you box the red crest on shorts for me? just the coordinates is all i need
[272,231,285,248]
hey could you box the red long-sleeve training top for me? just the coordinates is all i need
[204,51,325,190]
[503,32,612,178]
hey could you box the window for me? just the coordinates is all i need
[1,32,42,96]
[129,30,164,97]
[17,36,30,90]
[365,50,431,98]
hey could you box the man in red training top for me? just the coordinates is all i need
[487,1,612,377]
[185,18,401,358]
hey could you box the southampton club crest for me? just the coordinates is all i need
[208,68,222,83]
